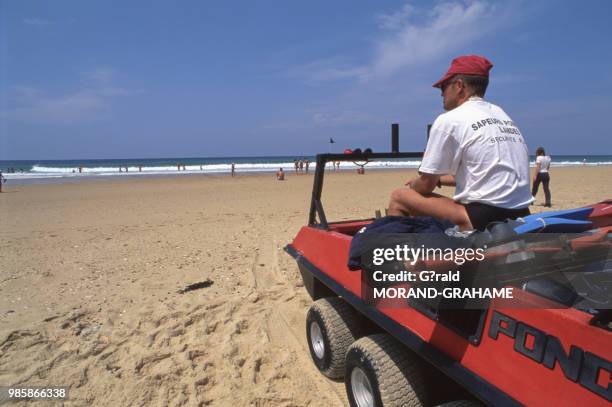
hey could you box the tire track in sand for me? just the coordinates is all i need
[259,234,347,406]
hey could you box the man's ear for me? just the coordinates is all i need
[456,78,466,91]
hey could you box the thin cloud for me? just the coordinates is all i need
[493,73,538,85]
[288,57,368,82]
[1,68,142,124]
[23,17,51,26]
[296,1,516,82]
[81,68,144,96]
[1,90,104,124]
[11,85,43,103]
[83,68,115,85]
[313,110,373,127]
[368,1,501,79]
[376,3,416,30]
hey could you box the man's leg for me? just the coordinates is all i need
[388,187,473,230]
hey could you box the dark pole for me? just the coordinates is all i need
[391,123,399,153]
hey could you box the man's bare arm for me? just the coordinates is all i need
[439,175,456,186]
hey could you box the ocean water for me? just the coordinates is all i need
[1,155,610,184]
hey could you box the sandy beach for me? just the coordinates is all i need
[0,166,610,406]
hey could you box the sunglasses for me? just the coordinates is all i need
[441,79,459,93]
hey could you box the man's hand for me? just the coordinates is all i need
[406,173,440,195]
[404,176,419,187]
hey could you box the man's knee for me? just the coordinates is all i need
[389,188,410,206]
[388,187,416,215]
[390,188,402,203]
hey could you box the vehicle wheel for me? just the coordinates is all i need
[345,334,432,407]
[306,297,363,379]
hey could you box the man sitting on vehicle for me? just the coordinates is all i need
[387,55,533,231]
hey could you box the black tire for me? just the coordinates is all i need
[345,334,433,407]
[306,297,364,379]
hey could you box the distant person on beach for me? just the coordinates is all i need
[276,168,285,181]
[294,160,299,174]
[305,159,310,173]
[0,171,6,192]
[532,146,552,207]
[387,55,532,231]
[231,163,236,177]
[299,160,304,173]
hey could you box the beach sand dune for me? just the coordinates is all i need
[1,167,610,406]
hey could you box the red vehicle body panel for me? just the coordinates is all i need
[289,210,612,406]
[588,200,612,228]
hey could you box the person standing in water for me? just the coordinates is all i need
[0,171,6,192]
[532,146,552,207]
[231,163,236,177]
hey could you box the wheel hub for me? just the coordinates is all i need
[351,366,374,407]
[310,321,325,359]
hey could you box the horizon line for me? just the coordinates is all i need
[1,153,612,162]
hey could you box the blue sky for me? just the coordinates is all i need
[1,0,612,159]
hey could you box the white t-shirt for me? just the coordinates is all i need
[420,97,534,209]
[536,155,551,173]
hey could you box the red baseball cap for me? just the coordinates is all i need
[432,55,493,88]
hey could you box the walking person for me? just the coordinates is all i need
[231,163,236,177]
[532,147,552,207]
[0,171,6,192]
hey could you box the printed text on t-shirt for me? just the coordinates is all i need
[471,118,520,131]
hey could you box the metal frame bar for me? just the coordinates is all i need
[308,151,424,228]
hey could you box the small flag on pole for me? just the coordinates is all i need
[329,137,335,144]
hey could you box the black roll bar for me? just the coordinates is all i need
[308,124,426,228]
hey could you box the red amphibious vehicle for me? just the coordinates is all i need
[285,129,611,407]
